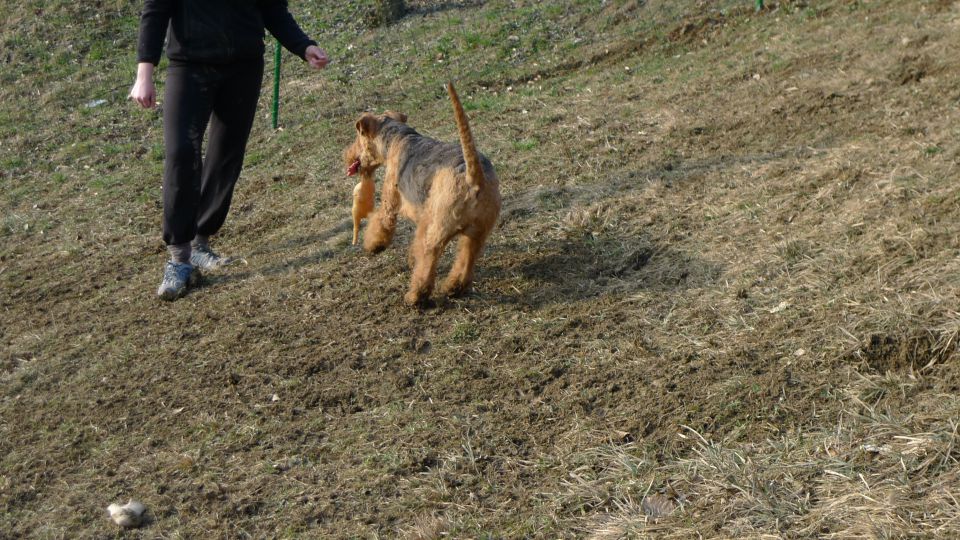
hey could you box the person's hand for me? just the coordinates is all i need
[130,62,157,109]
[304,45,329,70]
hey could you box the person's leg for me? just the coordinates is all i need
[162,62,217,254]
[195,60,264,245]
[158,62,216,299]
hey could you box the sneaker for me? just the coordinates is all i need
[190,244,231,270]
[157,261,200,301]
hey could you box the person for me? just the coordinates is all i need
[130,0,329,301]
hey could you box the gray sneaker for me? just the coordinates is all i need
[157,261,200,301]
[190,244,231,270]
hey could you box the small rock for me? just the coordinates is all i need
[107,500,146,529]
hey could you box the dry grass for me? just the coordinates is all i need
[568,370,960,538]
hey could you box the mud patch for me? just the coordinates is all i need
[668,14,726,44]
[857,333,945,373]
[893,54,936,85]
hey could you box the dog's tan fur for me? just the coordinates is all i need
[343,83,500,306]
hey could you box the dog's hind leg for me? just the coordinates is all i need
[404,219,452,306]
[441,231,487,297]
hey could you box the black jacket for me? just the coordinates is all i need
[137,0,317,65]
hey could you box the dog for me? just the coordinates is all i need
[344,83,500,306]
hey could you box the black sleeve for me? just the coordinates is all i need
[137,0,174,65]
[259,0,318,60]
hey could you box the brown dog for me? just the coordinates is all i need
[344,83,501,306]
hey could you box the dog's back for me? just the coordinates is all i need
[393,134,496,206]
[387,86,497,207]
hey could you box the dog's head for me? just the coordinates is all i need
[344,110,408,177]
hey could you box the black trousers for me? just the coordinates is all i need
[162,59,264,246]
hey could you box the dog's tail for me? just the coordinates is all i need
[447,82,485,190]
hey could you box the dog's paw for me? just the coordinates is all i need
[440,280,471,298]
[404,290,431,307]
[365,243,387,255]
[403,291,422,306]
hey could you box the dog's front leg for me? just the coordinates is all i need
[363,167,401,254]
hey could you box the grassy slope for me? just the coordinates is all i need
[2,0,960,537]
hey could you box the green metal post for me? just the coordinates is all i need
[755,0,763,10]
[272,39,281,130]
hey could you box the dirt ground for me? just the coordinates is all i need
[2,0,960,538]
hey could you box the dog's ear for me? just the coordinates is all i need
[356,114,379,137]
[385,110,408,123]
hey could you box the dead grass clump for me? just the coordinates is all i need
[571,426,812,539]
[561,203,621,239]
[799,375,960,538]
[570,370,960,538]
[400,512,453,540]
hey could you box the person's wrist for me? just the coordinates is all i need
[136,62,155,80]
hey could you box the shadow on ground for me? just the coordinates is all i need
[485,234,722,309]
